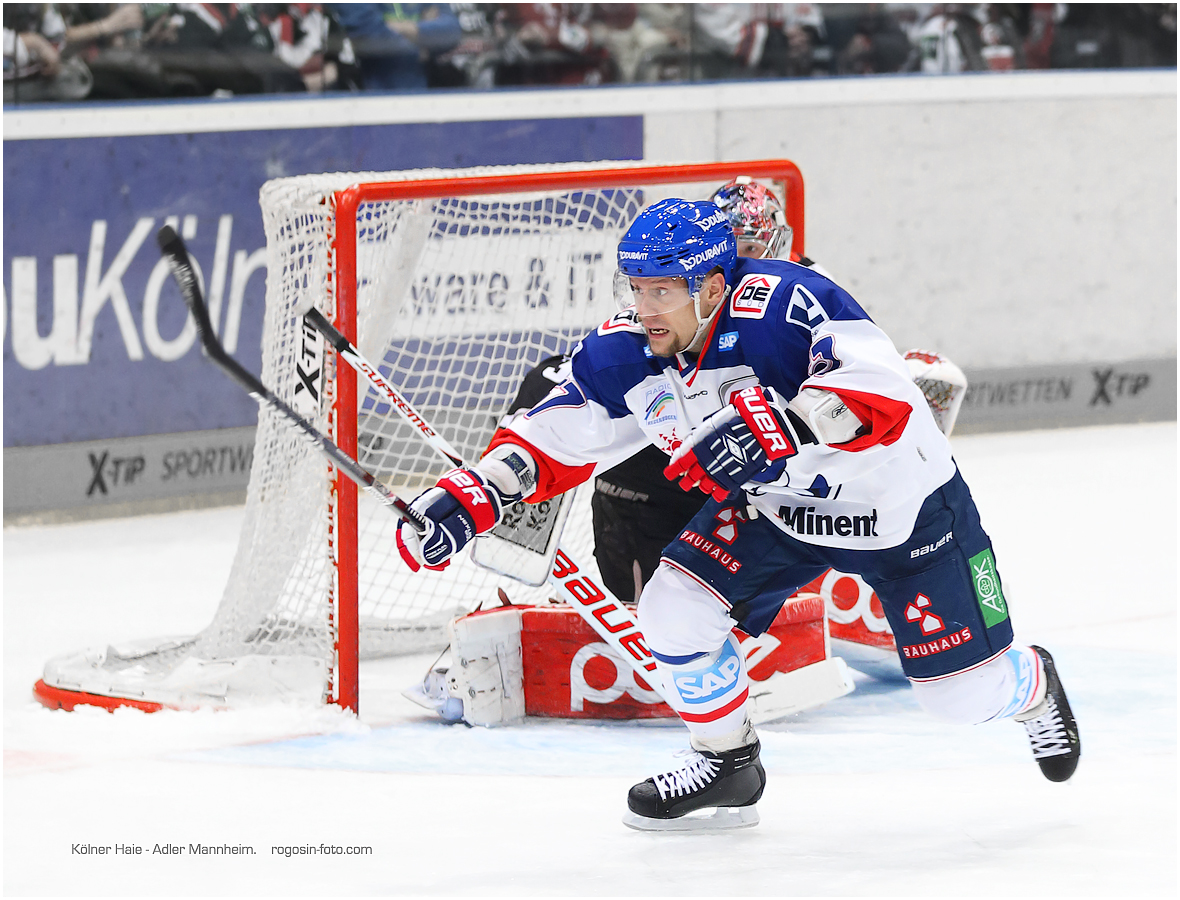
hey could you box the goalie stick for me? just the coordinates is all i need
[300,307,666,696]
[156,225,425,534]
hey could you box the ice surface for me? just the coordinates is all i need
[4,423,1175,896]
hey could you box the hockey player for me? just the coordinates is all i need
[502,179,965,606]
[494,179,810,605]
[396,198,1080,830]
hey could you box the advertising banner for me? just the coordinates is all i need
[3,113,643,450]
[956,358,1176,433]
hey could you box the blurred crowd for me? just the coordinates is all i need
[4,3,1176,103]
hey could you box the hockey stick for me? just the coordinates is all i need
[305,307,571,587]
[156,225,423,532]
[302,306,665,692]
[160,227,848,721]
[306,307,464,469]
[302,309,857,723]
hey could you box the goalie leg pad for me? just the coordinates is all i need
[443,609,525,727]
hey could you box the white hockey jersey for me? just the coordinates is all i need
[489,256,956,550]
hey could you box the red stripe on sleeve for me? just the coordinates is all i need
[483,429,596,502]
[822,387,912,451]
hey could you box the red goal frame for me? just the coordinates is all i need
[327,160,804,712]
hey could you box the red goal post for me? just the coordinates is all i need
[33,159,804,716]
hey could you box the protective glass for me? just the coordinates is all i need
[612,270,698,316]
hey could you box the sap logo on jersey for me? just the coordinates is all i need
[718,331,739,351]
[730,274,782,319]
[673,639,742,703]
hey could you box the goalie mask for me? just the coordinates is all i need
[710,177,792,260]
[613,198,736,327]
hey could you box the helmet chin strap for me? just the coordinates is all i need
[686,284,729,353]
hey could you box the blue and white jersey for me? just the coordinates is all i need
[495,256,956,550]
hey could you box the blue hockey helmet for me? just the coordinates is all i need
[614,198,737,312]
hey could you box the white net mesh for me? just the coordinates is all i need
[41,161,799,709]
[196,163,678,692]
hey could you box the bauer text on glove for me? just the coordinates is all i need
[663,386,799,502]
[395,445,537,571]
[396,468,509,571]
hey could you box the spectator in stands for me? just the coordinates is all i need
[329,3,461,90]
[489,4,634,87]
[691,3,830,80]
[977,3,1027,70]
[1050,3,1177,69]
[427,2,498,88]
[825,3,912,75]
[60,4,145,55]
[4,4,96,102]
[256,4,357,92]
[86,3,306,98]
[604,3,691,83]
[904,4,987,73]
[1020,2,1058,69]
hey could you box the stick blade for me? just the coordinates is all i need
[155,225,215,348]
[156,224,181,252]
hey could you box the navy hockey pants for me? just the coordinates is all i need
[660,467,1015,680]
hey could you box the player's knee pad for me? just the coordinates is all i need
[910,645,1044,725]
[637,561,737,658]
[657,632,751,742]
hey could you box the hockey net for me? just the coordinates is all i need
[34,159,804,713]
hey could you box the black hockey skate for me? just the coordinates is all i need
[1015,646,1080,782]
[623,740,766,832]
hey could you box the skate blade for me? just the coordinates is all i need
[622,805,759,833]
